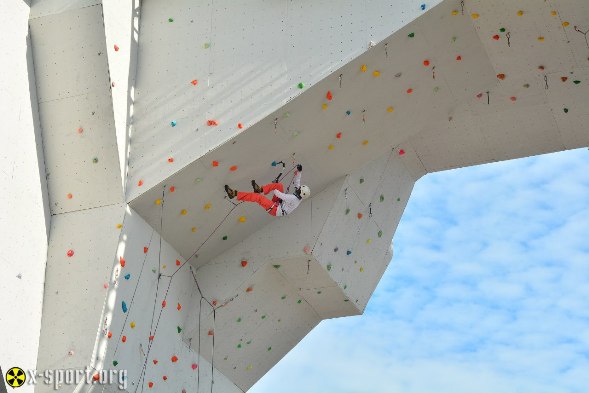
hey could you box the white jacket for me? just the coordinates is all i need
[272,171,302,216]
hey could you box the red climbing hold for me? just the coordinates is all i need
[510,96,517,102]
[212,160,219,167]
[192,363,198,370]
[138,180,144,186]
[177,303,182,311]
[207,120,218,126]
[241,260,248,267]
[207,329,214,336]
[407,88,413,94]
[212,299,218,306]
[122,336,127,343]
[93,374,100,382]
[168,157,174,163]
[561,77,568,82]
[144,247,149,253]
[237,123,244,129]
[476,92,483,99]
[171,355,179,362]
[67,249,74,257]
[176,259,181,266]
[153,359,158,364]
[497,73,506,80]
[191,80,198,86]
[120,256,125,267]
[492,34,500,40]
[398,149,406,156]
[456,55,462,61]
[538,65,545,71]
[114,45,119,51]
[423,59,430,66]
[326,91,333,101]
[246,286,253,293]
[162,376,168,381]
[148,382,153,388]
[170,186,176,192]
[230,165,238,171]
[357,213,363,219]
[107,331,112,339]
[336,132,342,139]
[67,193,73,199]
[77,127,83,134]
[162,300,167,308]
[149,335,155,341]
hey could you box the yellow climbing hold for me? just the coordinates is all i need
[537,36,545,42]
[372,70,381,77]
[155,199,161,205]
[366,239,372,244]
[362,140,369,146]
[322,103,328,110]
[162,264,167,269]
[328,144,334,151]
[562,21,570,27]
[181,209,187,215]
[191,227,197,233]
[238,216,246,223]
[204,203,212,210]
[471,13,479,19]
[451,10,459,16]
[517,10,524,16]
[130,322,136,328]
[551,10,557,16]
[387,106,394,113]
[359,267,364,272]
[246,364,253,371]
[116,223,123,229]
[361,64,367,72]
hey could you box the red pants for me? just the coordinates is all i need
[237,183,284,216]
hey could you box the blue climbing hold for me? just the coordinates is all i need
[346,110,351,116]
[271,161,277,167]
[346,250,352,255]
[170,120,177,127]
[420,3,426,10]
[122,301,128,313]
[124,273,131,280]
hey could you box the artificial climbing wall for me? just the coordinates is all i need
[0,1,50,388]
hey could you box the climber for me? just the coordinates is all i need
[224,164,310,216]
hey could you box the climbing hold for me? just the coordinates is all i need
[372,70,381,77]
[303,245,311,254]
[92,157,98,164]
[433,86,440,93]
[108,331,112,339]
[408,32,415,38]
[423,59,430,66]
[564,108,569,113]
[138,180,144,187]
[121,336,127,342]
[168,17,174,22]
[451,10,459,16]
[360,64,367,72]
[538,65,545,71]
[238,216,246,223]
[398,149,406,156]
[212,160,219,167]
[77,127,83,134]
[162,300,167,308]
[471,13,479,19]
[212,299,218,306]
[130,321,135,328]
[67,193,73,199]
[281,295,286,300]
[273,264,281,269]
[500,28,506,32]
[170,120,177,127]
[155,199,161,205]
[297,82,304,89]
[104,283,109,289]
[357,213,363,219]
[237,343,242,349]
[120,256,125,267]
[271,161,277,166]
[574,80,581,85]
[561,77,568,82]
[191,227,197,233]
[267,346,272,351]
[122,301,128,313]
[346,250,352,255]
[246,286,253,293]
[162,376,168,381]
[168,157,174,163]
[114,45,119,51]
[297,299,302,304]
[169,186,176,192]
[360,267,364,272]
[113,360,118,366]
[327,263,332,271]
[207,120,219,126]
[124,273,130,280]
[237,122,244,129]
[163,264,167,269]
[177,303,182,311]
[562,21,570,27]
[380,194,384,202]
[67,249,74,257]
[246,365,253,371]
[367,239,372,244]
[152,359,158,365]
[176,259,181,266]
[204,43,211,49]
[192,363,198,370]
[420,3,426,11]
[517,10,524,16]
[207,330,214,336]
[359,178,364,184]
[523,84,530,88]
[407,88,413,94]
[230,165,238,171]
[222,235,228,240]
[492,34,500,40]
[510,96,517,102]
[322,103,328,110]
[387,106,394,113]
[191,79,198,85]
[551,10,557,16]
[171,355,178,362]
[180,209,187,215]
[326,91,333,100]
[345,208,350,215]
[148,382,153,388]
[177,326,182,333]
[149,335,155,341]
[537,36,545,42]
[397,197,401,202]
[92,374,100,382]
[261,315,266,319]
[378,230,383,238]
[328,144,334,150]
[116,223,123,229]
[336,132,342,138]
[497,73,506,80]
[456,55,462,61]
[241,260,248,267]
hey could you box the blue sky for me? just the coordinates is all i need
[250,148,589,393]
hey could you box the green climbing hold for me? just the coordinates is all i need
[500,27,506,32]
[297,299,302,304]
[168,18,174,22]
[380,194,384,202]
[237,343,242,349]
[327,263,332,271]
[261,315,266,319]
[564,108,569,113]
[177,326,182,333]
[297,82,304,89]
[397,197,401,202]
[236,317,242,323]
[113,360,118,366]
[204,42,211,49]
[92,157,98,163]
[378,230,383,238]
[345,208,350,215]
[152,268,157,273]
[408,32,415,38]
[272,264,281,269]
[222,235,228,240]
[344,284,347,289]
[246,340,252,345]
[573,80,581,84]
[433,86,440,93]
[281,295,286,300]
[267,347,272,351]
[359,178,364,184]
[317,291,322,294]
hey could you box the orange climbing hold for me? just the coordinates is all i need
[170,186,176,192]
[357,213,363,219]
[237,123,244,129]
[230,165,238,171]
[423,59,430,66]
[121,336,127,343]
[246,286,253,293]
[138,180,144,186]
[208,330,214,336]
[162,300,167,308]
[241,260,248,267]
[171,355,178,362]
[191,80,198,85]
[67,193,73,199]
[177,303,182,311]
[326,91,333,101]
[120,256,125,267]
[497,73,506,80]
[108,331,112,339]
[168,157,174,163]
[212,160,219,167]
[207,120,218,126]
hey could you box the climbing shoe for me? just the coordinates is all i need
[225,185,237,199]
[251,180,262,194]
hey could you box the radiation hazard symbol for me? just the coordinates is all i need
[5,368,26,388]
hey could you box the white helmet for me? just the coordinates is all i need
[299,185,311,199]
